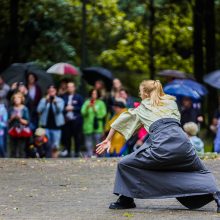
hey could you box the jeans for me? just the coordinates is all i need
[46,129,61,150]
[214,126,220,153]
[84,133,102,157]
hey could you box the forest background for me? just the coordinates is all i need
[0,0,219,118]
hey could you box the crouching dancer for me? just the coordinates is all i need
[96,80,220,212]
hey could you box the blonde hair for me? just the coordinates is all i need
[183,122,199,136]
[11,92,25,105]
[140,80,175,106]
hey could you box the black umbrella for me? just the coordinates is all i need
[1,62,53,93]
[157,69,188,79]
[203,70,220,89]
[82,67,113,90]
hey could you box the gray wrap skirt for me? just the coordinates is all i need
[113,118,219,209]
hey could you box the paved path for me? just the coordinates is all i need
[0,158,220,220]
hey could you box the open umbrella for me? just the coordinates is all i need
[82,67,113,90]
[166,79,208,96]
[1,62,53,93]
[47,63,79,76]
[157,70,188,79]
[203,70,220,89]
[163,83,201,100]
[157,70,194,79]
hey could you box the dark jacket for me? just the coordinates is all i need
[62,93,84,120]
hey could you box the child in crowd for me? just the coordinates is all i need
[27,128,50,158]
[183,122,204,154]
[8,92,30,158]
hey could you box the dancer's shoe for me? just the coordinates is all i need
[213,191,220,213]
[109,195,136,209]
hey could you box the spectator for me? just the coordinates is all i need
[180,97,203,126]
[60,82,83,157]
[27,128,50,158]
[81,89,107,157]
[111,78,123,100]
[58,78,68,97]
[183,122,204,154]
[119,88,135,108]
[8,92,30,158]
[0,76,10,107]
[25,72,42,131]
[0,77,10,156]
[0,102,8,157]
[94,80,108,101]
[37,85,65,158]
[210,106,220,153]
[104,99,127,156]
[8,82,30,106]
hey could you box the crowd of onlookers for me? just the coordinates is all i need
[0,72,220,159]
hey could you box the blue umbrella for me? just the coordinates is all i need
[203,70,220,89]
[163,84,201,100]
[166,79,208,96]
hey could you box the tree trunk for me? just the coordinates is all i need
[0,0,19,71]
[81,0,87,69]
[193,0,204,83]
[149,0,155,79]
[204,0,218,122]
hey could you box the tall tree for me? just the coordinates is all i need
[193,0,204,83]
[204,0,218,120]
[0,0,19,70]
[149,0,155,79]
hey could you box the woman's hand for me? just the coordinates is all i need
[96,139,111,155]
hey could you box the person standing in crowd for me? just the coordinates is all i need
[183,122,204,154]
[58,78,68,97]
[37,85,64,158]
[25,72,42,131]
[60,82,83,158]
[0,76,10,107]
[0,101,8,157]
[111,78,123,100]
[81,89,107,157]
[96,80,219,212]
[119,88,135,108]
[8,92,30,158]
[104,99,127,156]
[8,82,31,106]
[94,80,108,101]
[0,77,10,156]
[180,97,203,127]
[210,101,220,153]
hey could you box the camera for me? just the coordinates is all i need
[49,96,55,102]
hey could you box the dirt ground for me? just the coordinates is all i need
[0,158,220,220]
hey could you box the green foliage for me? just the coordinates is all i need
[0,0,212,94]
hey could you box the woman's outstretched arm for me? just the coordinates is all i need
[96,128,116,155]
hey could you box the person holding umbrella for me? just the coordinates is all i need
[96,79,220,212]
[25,72,42,131]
